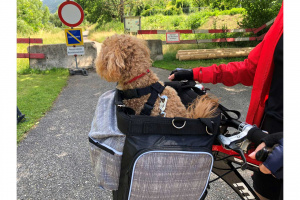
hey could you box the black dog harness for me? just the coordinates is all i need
[119,82,165,116]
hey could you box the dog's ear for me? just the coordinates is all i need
[96,47,125,82]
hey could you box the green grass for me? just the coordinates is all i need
[153,51,246,70]
[17,68,69,143]
[17,29,70,143]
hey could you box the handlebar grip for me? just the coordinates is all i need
[225,118,242,129]
[255,147,269,162]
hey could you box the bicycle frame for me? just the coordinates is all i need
[211,145,262,200]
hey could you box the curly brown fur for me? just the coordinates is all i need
[187,94,219,118]
[95,34,219,119]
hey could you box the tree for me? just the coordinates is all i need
[239,0,282,28]
[42,6,51,25]
[49,11,62,27]
[17,0,51,33]
[209,0,241,10]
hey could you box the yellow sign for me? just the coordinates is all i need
[64,28,84,46]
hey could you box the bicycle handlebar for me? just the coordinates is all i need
[218,117,270,169]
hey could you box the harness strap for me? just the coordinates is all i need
[120,82,165,116]
[120,86,152,99]
[140,82,165,116]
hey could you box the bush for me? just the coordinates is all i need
[175,0,190,14]
[209,0,241,10]
[239,0,282,28]
[229,7,245,15]
[17,18,34,34]
[186,12,208,29]
[95,19,124,32]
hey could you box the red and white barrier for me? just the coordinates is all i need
[138,18,275,44]
[138,28,256,35]
[161,36,262,45]
[253,18,276,34]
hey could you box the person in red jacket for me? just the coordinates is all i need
[168,3,283,200]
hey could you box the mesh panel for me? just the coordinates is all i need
[129,151,213,200]
[90,143,122,190]
[89,90,125,190]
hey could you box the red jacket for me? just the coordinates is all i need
[193,4,283,126]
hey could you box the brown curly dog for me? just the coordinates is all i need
[95,34,218,119]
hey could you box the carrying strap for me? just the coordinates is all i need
[119,82,165,116]
[218,104,241,121]
[116,110,221,136]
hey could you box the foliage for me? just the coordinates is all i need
[191,0,207,8]
[209,0,241,10]
[94,19,124,32]
[93,7,245,33]
[49,11,63,28]
[17,0,52,33]
[175,0,191,14]
[239,0,282,28]
[186,12,209,29]
[75,0,122,23]
[17,69,69,143]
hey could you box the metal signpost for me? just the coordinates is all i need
[58,0,87,76]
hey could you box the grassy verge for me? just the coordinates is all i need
[152,43,248,70]
[153,51,246,70]
[17,68,69,143]
[17,30,69,143]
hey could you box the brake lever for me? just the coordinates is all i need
[228,143,248,170]
[217,124,254,170]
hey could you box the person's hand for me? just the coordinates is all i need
[249,132,283,179]
[249,143,272,174]
[168,68,193,81]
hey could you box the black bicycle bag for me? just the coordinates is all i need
[89,81,239,200]
[112,81,221,200]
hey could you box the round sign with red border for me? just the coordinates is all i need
[58,1,84,27]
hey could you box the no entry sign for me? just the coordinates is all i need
[58,1,84,27]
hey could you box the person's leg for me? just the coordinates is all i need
[252,171,282,200]
[254,191,269,200]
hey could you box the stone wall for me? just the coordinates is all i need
[146,40,163,61]
[28,39,163,70]
[28,42,97,70]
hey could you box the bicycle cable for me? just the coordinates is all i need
[214,154,240,161]
[209,166,242,184]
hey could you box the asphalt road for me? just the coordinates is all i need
[17,67,253,200]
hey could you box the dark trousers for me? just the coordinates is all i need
[252,114,283,200]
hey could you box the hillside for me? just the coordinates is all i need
[42,0,64,13]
